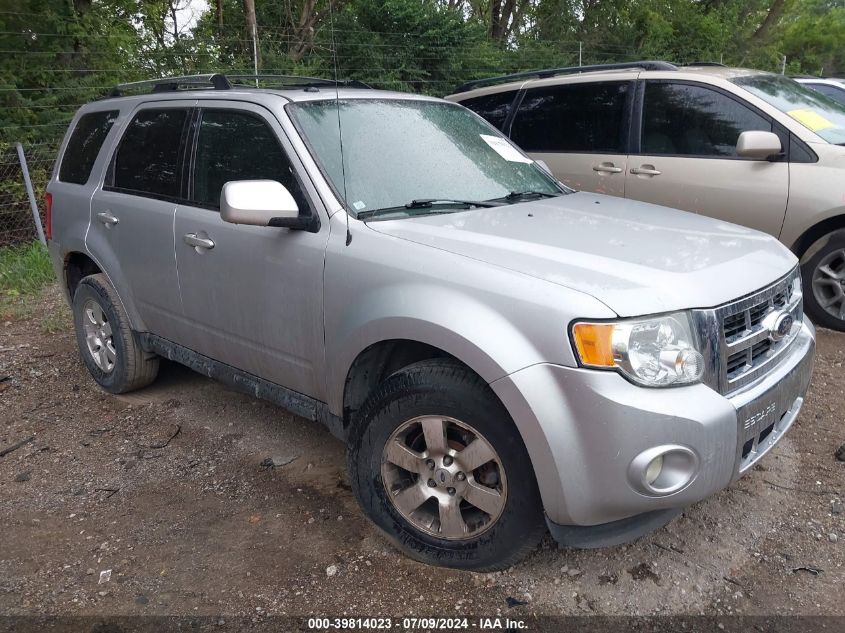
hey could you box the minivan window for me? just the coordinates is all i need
[511,82,630,153]
[191,110,307,210]
[641,82,771,157]
[112,109,188,198]
[59,110,118,184]
[289,99,561,218]
[733,74,845,145]
[459,91,516,131]
[802,83,845,107]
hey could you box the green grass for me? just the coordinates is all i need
[0,241,55,320]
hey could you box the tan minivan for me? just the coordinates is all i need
[448,61,845,331]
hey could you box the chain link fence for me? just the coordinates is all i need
[0,142,55,247]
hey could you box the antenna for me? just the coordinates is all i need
[327,1,352,246]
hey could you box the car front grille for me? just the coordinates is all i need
[710,267,803,395]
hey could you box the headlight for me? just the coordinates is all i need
[571,312,705,387]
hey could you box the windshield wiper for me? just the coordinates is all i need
[502,190,562,201]
[358,198,500,220]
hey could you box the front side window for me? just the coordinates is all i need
[191,110,306,210]
[59,110,118,184]
[733,74,845,145]
[112,109,188,198]
[289,99,562,218]
[458,91,516,131]
[641,82,771,157]
[511,82,631,153]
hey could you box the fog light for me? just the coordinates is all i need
[645,455,663,485]
[628,445,699,496]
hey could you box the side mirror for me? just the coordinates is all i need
[736,131,783,161]
[221,180,317,231]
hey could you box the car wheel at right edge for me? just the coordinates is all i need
[802,230,845,331]
[348,359,546,571]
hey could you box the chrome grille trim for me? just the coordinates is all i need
[693,267,803,396]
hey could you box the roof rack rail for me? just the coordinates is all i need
[684,61,727,67]
[452,61,678,94]
[108,73,370,98]
[226,74,371,89]
[110,73,231,97]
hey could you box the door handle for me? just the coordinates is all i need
[593,163,623,174]
[183,233,215,250]
[630,166,662,176]
[96,211,119,226]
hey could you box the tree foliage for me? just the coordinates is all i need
[1,0,844,145]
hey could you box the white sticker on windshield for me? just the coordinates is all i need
[352,201,366,210]
[480,134,533,163]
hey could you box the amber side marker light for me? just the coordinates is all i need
[572,322,615,368]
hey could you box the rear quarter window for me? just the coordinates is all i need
[58,110,119,185]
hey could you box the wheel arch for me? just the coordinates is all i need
[63,250,143,331]
[791,214,845,262]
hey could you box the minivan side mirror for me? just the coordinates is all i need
[220,180,318,231]
[736,131,783,161]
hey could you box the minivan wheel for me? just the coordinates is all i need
[348,358,545,571]
[802,232,845,331]
[72,274,159,393]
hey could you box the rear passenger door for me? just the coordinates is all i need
[173,103,329,399]
[509,80,633,196]
[89,103,192,341]
[625,81,788,236]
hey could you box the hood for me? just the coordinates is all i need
[365,192,797,317]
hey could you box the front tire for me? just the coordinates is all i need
[348,359,545,571]
[72,273,159,393]
[802,231,845,331]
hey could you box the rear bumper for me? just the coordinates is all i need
[491,320,815,533]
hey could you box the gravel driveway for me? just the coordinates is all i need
[1,286,843,624]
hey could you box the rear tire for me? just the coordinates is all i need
[801,231,845,331]
[72,273,159,393]
[348,358,545,571]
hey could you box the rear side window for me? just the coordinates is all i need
[641,82,771,157]
[59,110,118,184]
[459,91,515,131]
[112,109,188,198]
[191,110,307,211]
[511,82,630,153]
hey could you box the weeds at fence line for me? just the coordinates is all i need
[0,240,55,321]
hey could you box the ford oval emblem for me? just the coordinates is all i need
[770,312,794,341]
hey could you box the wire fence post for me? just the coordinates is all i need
[15,142,46,246]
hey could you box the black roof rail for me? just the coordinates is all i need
[452,61,678,94]
[684,61,727,67]
[110,73,231,97]
[108,72,370,98]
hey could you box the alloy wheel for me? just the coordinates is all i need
[812,248,845,321]
[381,415,507,540]
[82,299,116,372]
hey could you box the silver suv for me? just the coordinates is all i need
[47,73,815,570]
[448,61,845,331]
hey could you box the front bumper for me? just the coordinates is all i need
[490,320,815,531]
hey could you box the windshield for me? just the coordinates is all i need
[288,99,564,218]
[733,74,845,145]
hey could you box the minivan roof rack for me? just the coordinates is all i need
[108,73,369,97]
[452,61,678,94]
[685,61,727,67]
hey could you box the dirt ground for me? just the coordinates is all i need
[0,285,843,623]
